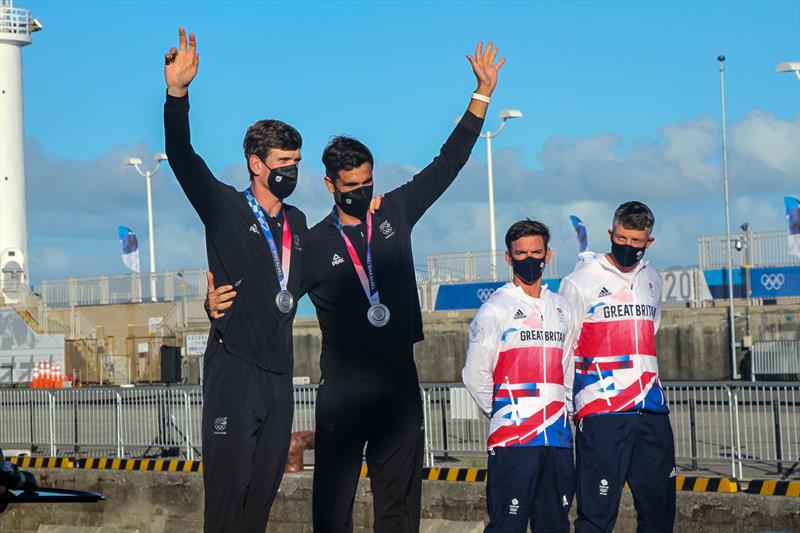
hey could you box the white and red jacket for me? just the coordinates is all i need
[462,283,577,449]
[559,252,667,421]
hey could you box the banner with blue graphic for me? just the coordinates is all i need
[750,266,800,298]
[569,215,589,253]
[434,279,562,310]
[786,196,800,258]
[117,226,141,274]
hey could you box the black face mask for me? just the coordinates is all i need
[267,164,298,199]
[334,184,373,218]
[610,240,646,268]
[512,256,546,285]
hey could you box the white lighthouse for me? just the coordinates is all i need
[0,0,41,304]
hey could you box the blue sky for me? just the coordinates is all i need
[17,0,800,283]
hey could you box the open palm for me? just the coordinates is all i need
[467,41,506,95]
[164,27,199,93]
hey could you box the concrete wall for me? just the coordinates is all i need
[293,303,800,383]
[2,469,799,533]
[69,301,800,384]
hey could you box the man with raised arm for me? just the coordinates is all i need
[300,42,505,532]
[163,28,307,532]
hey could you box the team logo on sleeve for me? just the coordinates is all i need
[468,322,484,343]
[249,224,259,234]
[379,220,395,238]
[213,417,228,435]
[647,281,656,297]
[555,306,566,322]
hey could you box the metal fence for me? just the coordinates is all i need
[752,340,800,378]
[38,270,208,308]
[426,249,559,283]
[698,230,798,270]
[2,382,798,476]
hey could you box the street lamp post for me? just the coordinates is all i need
[481,109,523,279]
[124,153,167,302]
[717,55,739,380]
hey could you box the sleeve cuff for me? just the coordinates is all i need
[165,91,189,111]
[458,110,485,136]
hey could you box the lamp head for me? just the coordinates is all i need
[776,61,800,73]
[717,55,726,63]
[499,109,523,120]
[123,157,143,167]
[154,153,168,162]
[740,222,749,232]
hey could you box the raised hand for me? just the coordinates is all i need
[467,41,506,97]
[164,27,199,97]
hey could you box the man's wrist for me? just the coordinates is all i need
[167,86,188,98]
[474,84,493,98]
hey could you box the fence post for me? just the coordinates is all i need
[73,392,80,455]
[116,392,124,458]
[689,398,698,470]
[48,392,56,457]
[184,391,193,461]
[27,392,37,455]
[439,388,449,462]
[772,399,783,475]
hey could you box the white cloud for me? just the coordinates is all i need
[21,109,798,284]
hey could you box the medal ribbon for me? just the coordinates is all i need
[244,188,291,291]
[331,207,380,306]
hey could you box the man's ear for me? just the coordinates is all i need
[545,248,552,265]
[324,175,335,193]
[248,154,264,177]
[646,237,656,249]
[504,250,513,268]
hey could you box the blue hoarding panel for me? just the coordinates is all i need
[704,269,746,299]
[434,279,562,311]
[750,266,800,298]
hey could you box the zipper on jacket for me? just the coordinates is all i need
[541,309,549,447]
[631,276,645,406]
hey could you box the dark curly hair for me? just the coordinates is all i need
[243,120,302,176]
[322,136,374,181]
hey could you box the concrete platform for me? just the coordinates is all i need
[0,469,798,532]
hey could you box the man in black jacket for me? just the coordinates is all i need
[163,28,306,533]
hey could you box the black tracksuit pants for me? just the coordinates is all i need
[485,446,574,533]
[574,412,676,533]
[312,371,424,533]
[201,343,294,533]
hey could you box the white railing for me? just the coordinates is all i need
[2,382,798,476]
[38,270,208,309]
[0,2,32,38]
[426,249,559,283]
[698,230,798,270]
[752,340,800,377]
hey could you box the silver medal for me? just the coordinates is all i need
[275,289,294,314]
[367,303,390,327]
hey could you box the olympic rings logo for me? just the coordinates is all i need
[476,288,496,303]
[760,273,785,291]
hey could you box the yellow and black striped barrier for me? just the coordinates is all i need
[745,479,800,497]
[675,476,739,493]
[7,458,797,496]
[359,466,487,483]
[9,456,75,469]
[9,456,202,473]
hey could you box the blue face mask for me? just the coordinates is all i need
[512,256,545,285]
